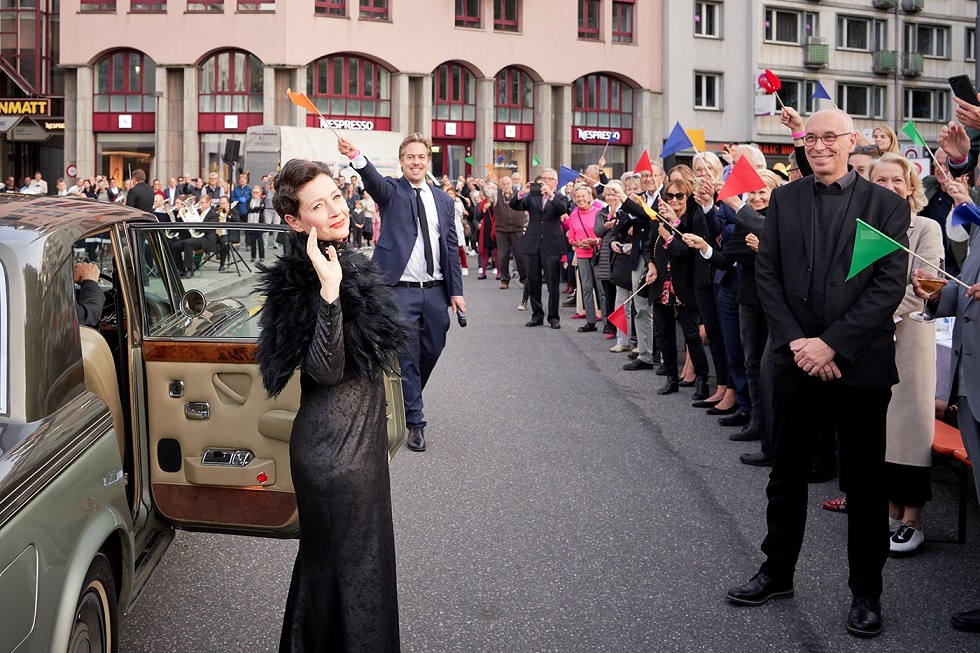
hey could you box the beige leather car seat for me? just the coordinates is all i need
[79,326,126,462]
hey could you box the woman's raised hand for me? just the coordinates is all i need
[682,233,708,252]
[307,226,342,303]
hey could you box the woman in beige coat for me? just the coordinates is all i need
[869,153,944,555]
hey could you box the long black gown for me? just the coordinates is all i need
[255,239,407,653]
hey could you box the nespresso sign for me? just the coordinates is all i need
[0,99,50,117]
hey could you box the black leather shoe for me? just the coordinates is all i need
[623,359,653,371]
[549,318,561,329]
[678,378,695,387]
[706,404,737,416]
[657,377,679,395]
[726,572,794,606]
[655,364,668,376]
[740,451,772,466]
[729,424,761,441]
[692,376,710,401]
[561,297,576,307]
[406,426,426,452]
[847,595,883,637]
[719,411,751,427]
[692,399,721,408]
[525,318,544,327]
[808,467,837,483]
[951,607,980,632]
[577,323,597,332]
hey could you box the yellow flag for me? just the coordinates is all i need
[685,128,706,152]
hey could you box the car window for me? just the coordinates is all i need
[0,259,7,417]
[132,223,282,340]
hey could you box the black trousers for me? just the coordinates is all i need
[524,251,561,322]
[653,302,708,378]
[496,231,525,284]
[760,365,891,600]
[738,302,768,429]
[169,236,209,272]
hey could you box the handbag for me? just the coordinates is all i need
[609,249,634,289]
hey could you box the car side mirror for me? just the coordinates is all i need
[180,289,207,318]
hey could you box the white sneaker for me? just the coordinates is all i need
[462,268,469,276]
[610,344,631,352]
[889,522,924,556]
[517,301,527,311]
[889,516,902,535]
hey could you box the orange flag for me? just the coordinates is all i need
[633,149,653,175]
[717,155,766,201]
[286,88,320,115]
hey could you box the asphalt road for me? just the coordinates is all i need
[120,260,980,652]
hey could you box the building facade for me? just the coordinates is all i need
[58,0,664,184]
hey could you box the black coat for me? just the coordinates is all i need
[125,181,154,212]
[511,192,571,257]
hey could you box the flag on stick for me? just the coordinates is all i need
[464,156,475,166]
[761,70,786,110]
[952,203,980,230]
[633,150,654,175]
[846,219,907,281]
[532,154,542,166]
[901,120,927,148]
[812,81,833,102]
[661,122,696,158]
[607,302,628,334]
[685,128,706,153]
[286,88,340,138]
[558,166,579,188]
[717,156,767,201]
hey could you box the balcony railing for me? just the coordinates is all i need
[872,50,897,74]
[902,0,924,12]
[803,37,829,69]
[902,52,924,76]
[872,0,897,9]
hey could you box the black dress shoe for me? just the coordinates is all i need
[951,607,980,632]
[726,572,794,606]
[525,318,544,327]
[740,451,772,467]
[706,404,737,416]
[406,426,426,452]
[808,467,837,483]
[847,595,883,637]
[692,376,710,401]
[657,377,679,395]
[692,399,720,408]
[549,318,561,329]
[678,378,695,387]
[655,364,668,376]
[623,359,653,371]
[729,424,761,441]
[719,411,751,427]
[577,323,597,332]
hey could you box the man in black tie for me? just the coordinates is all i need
[510,168,571,329]
[338,133,465,453]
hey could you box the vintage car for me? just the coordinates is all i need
[0,194,404,652]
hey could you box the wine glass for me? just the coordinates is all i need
[910,272,948,323]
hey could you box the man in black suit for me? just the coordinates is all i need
[725,109,910,638]
[510,168,571,329]
[125,168,154,213]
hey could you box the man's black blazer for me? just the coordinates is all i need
[755,174,910,387]
[511,193,571,257]
[125,182,154,213]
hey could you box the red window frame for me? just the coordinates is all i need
[359,0,388,20]
[494,0,518,32]
[314,0,346,15]
[79,1,117,10]
[93,49,156,132]
[495,67,533,124]
[433,62,476,118]
[307,54,392,128]
[455,0,480,28]
[612,0,633,44]
[186,1,223,11]
[237,1,274,11]
[573,73,633,129]
[578,0,600,40]
[130,2,167,11]
[197,50,264,132]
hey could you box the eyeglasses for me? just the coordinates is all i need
[664,192,687,200]
[802,132,853,147]
[851,145,883,156]
[540,176,557,181]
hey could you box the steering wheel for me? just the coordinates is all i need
[99,272,113,284]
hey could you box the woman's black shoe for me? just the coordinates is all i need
[692,399,720,408]
[706,404,738,415]
[657,377,679,395]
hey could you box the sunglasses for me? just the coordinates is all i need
[851,145,882,156]
[664,192,687,200]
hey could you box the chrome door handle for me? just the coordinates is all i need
[184,402,210,420]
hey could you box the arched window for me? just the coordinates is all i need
[198,50,263,114]
[306,54,391,129]
[94,50,156,114]
[573,73,632,129]
[495,67,533,125]
[433,62,475,122]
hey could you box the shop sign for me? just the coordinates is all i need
[44,121,65,131]
[0,98,50,117]
[7,119,48,142]
[320,118,375,131]
[504,125,516,138]
[576,128,621,142]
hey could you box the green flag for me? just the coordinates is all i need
[901,120,927,148]
[846,219,904,281]
[464,156,475,165]
[532,155,542,166]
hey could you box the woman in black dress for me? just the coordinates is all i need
[255,159,409,652]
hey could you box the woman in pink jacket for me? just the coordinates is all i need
[566,183,605,332]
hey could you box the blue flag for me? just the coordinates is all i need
[496,154,505,164]
[558,166,580,188]
[952,203,980,230]
[660,121,695,158]
[608,132,619,143]
[812,80,832,101]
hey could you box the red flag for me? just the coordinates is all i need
[717,155,766,201]
[633,149,653,175]
[764,69,782,92]
[607,302,628,334]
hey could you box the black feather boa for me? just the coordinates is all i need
[254,232,412,397]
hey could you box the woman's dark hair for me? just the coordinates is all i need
[271,159,334,219]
